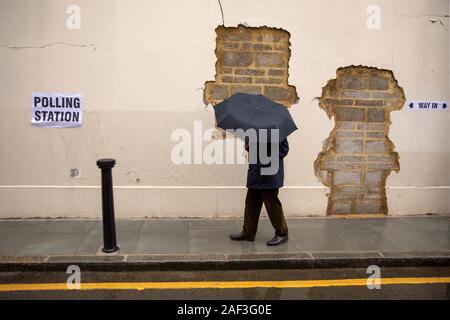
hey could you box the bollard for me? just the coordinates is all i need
[96,158,119,253]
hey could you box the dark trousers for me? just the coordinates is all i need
[243,188,288,237]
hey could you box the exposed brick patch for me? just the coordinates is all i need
[264,86,298,102]
[204,84,228,101]
[335,108,365,122]
[235,69,265,76]
[230,85,261,95]
[255,78,284,85]
[204,25,298,107]
[222,76,253,84]
[366,131,385,139]
[336,131,365,139]
[222,52,253,67]
[314,66,405,215]
[336,139,364,154]
[256,52,285,67]
[268,69,285,76]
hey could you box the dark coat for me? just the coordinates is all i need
[246,139,289,189]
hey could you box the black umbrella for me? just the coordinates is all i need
[214,93,298,142]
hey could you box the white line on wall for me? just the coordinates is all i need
[0,186,449,189]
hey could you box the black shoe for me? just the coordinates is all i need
[266,235,288,246]
[229,232,255,242]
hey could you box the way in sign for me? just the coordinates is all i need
[408,101,448,110]
[419,102,438,109]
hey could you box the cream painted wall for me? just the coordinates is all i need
[0,0,448,218]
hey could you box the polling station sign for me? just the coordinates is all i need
[407,101,448,111]
[31,93,83,128]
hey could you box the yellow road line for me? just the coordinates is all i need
[0,277,449,292]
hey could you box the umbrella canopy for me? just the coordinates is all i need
[214,93,298,142]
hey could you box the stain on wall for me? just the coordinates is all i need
[314,66,406,215]
[204,24,298,106]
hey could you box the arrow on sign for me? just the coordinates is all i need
[444,103,447,109]
[409,103,414,109]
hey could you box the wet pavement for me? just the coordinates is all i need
[0,216,448,256]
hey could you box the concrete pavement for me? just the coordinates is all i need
[0,216,449,270]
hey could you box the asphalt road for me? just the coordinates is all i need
[0,267,449,300]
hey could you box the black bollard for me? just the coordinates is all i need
[96,159,119,253]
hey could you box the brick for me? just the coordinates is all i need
[222,76,252,84]
[274,44,288,51]
[337,156,365,163]
[256,53,285,67]
[235,69,265,76]
[366,131,385,139]
[268,69,285,76]
[264,86,297,102]
[323,99,354,106]
[336,108,365,122]
[336,139,364,154]
[354,201,383,214]
[330,193,358,200]
[366,141,387,153]
[222,52,253,67]
[369,187,383,193]
[339,75,366,90]
[223,31,252,41]
[342,91,370,99]
[231,85,262,95]
[368,108,385,122]
[333,171,362,185]
[363,193,383,200]
[205,83,228,100]
[255,78,284,84]
[324,155,336,163]
[322,84,339,98]
[242,43,272,51]
[367,155,394,162]
[370,92,397,99]
[336,186,368,193]
[221,67,233,74]
[369,76,389,90]
[330,201,352,214]
[323,163,352,170]
[223,42,240,49]
[336,123,357,130]
[336,131,364,139]
[355,99,384,107]
[368,163,396,170]
[385,100,405,108]
[358,123,385,130]
[365,171,384,185]
[256,33,287,42]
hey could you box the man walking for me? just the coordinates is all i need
[229,138,290,246]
